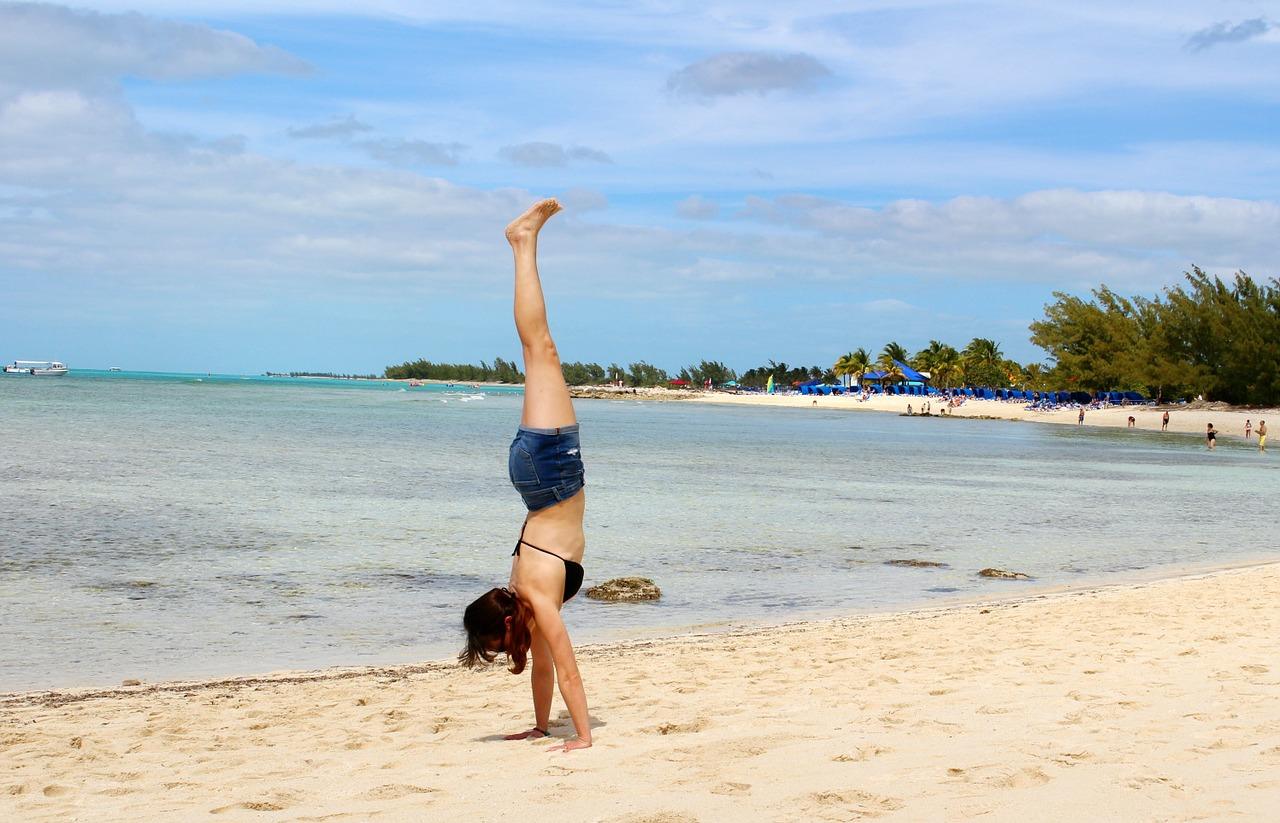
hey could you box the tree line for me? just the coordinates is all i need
[382,358,676,387]
[1030,268,1279,405]
[384,357,524,383]
[382,269,1277,405]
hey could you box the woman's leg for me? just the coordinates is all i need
[506,198,576,430]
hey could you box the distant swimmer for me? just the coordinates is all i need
[1206,423,1216,450]
[460,199,592,753]
[1162,410,1169,431]
[1259,420,1267,452]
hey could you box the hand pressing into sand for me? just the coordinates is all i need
[503,727,549,741]
[546,737,592,753]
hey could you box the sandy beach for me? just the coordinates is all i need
[5,563,1278,821]
[681,390,1275,442]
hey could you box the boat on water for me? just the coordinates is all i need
[108,366,122,372]
[3,360,69,376]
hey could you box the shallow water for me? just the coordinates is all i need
[2,371,1276,690]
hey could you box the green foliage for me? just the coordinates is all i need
[561,361,608,385]
[739,360,821,390]
[913,341,961,388]
[625,361,670,387]
[878,341,910,369]
[833,348,871,386]
[1030,268,1280,404]
[677,360,738,387]
[961,338,1006,386]
[384,357,523,383]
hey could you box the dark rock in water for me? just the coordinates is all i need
[586,577,661,602]
[978,568,1032,580]
[885,559,948,568]
[121,679,141,687]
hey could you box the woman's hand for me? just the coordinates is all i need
[503,728,548,741]
[546,737,591,753]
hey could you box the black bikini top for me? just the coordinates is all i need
[512,521,585,602]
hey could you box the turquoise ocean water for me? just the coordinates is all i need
[2,370,1276,691]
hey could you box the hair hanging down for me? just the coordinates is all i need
[460,587,533,674]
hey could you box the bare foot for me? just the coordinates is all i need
[505,198,562,246]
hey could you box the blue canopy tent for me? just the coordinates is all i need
[893,359,928,384]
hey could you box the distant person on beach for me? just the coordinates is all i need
[1078,408,1085,425]
[1259,420,1267,452]
[1206,423,1216,450]
[1127,416,1136,428]
[460,199,592,753]
[1245,419,1252,439]
[1162,410,1169,431]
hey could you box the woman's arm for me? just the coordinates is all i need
[527,597,592,751]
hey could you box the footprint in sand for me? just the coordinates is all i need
[542,765,586,778]
[833,745,892,762]
[803,789,904,820]
[211,801,286,814]
[1240,664,1269,674]
[650,718,708,735]
[42,785,71,797]
[355,784,436,801]
[710,782,751,795]
[946,765,1050,789]
[1049,751,1093,767]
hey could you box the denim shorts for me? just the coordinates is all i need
[508,424,585,512]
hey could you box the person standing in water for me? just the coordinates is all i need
[1206,423,1217,450]
[1162,410,1169,431]
[460,199,592,753]
[1259,420,1267,452]
[1245,419,1252,440]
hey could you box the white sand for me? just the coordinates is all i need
[5,564,1279,821]
[687,390,1275,442]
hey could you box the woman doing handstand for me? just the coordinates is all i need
[460,199,591,753]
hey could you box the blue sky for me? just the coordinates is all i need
[1,1,1278,374]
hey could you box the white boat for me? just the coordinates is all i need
[4,360,69,376]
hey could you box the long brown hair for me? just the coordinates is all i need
[460,587,533,674]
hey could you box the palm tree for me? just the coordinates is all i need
[880,341,910,369]
[963,338,1004,386]
[833,352,857,388]
[913,340,948,373]
[1023,362,1047,391]
[927,344,962,388]
[849,347,871,386]
[834,347,872,387]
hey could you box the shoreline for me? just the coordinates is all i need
[5,555,1274,705]
[6,561,1278,821]
[566,385,1275,441]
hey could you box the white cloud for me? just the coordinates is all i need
[288,115,373,139]
[357,137,465,166]
[499,141,612,167]
[677,195,719,219]
[736,189,1280,287]
[0,1,308,92]
[1185,18,1272,51]
[667,52,830,99]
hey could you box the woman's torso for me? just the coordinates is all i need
[508,491,586,602]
